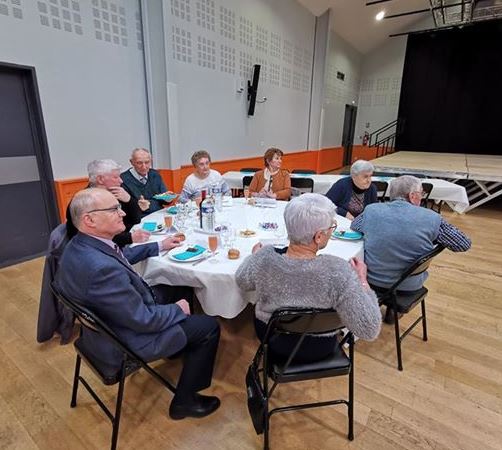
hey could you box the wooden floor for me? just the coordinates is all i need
[1,202,502,450]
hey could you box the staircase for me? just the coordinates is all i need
[368,118,404,157]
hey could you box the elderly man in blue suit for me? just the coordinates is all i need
[56,188,221,420]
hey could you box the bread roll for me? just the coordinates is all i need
[174,232,186,242]
[228,248,240,260]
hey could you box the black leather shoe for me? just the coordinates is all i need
[169,394,220,420]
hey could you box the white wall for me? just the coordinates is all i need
[0,0,150,178]
[320,30,362,147]
[354,36,407,144]
[159,0,316,167]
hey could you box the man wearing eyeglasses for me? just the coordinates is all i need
[351,175,471,322]
[56,188,221,420]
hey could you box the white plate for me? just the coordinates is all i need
[167,245,208,263]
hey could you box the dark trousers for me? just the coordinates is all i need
[254,318,338,364]
[175,315,220,400]
[152,284,220,400]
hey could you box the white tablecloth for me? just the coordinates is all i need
[134,199,363,318]
[222,171,469,213]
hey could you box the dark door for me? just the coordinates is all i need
[0,62,59,268]
[342,104,357,166]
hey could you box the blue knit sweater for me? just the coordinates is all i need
[325,176,377,217]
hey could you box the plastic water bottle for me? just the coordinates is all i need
[200,192,215,231]
[212,182,223,211]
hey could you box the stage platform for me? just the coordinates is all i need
[371,151,502,212]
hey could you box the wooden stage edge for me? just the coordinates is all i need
[370,151,502,212]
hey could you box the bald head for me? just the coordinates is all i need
[69,188,126,238]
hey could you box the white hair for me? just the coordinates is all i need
[87,159,121,185]
[69,188,102,228]
[131,147,151,159]
[350,160,374,176]
[388,175,422,201]
[284,193,335,245]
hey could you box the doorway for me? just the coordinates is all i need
[342,104,357,166]
[0,62,59,268]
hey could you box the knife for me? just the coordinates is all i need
[192,251,219,266]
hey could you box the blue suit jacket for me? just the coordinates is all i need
[55,233,187,367]
[325,176,377,217]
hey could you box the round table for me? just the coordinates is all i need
[134,198,364,318]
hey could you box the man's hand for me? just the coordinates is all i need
[252,242,263,254]
[131,229,151,243]
[350,257,370,289]
[138,195,150,211]
[176,299,191,315]
[160,235,182,251]
[108,186,130,203]
[266,191,277,199]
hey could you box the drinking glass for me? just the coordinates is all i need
[208,234,218,264]
[220,222,232,249]
[164,215,173,231]
[243,186,250,201]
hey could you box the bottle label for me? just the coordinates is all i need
[201,205,215,214]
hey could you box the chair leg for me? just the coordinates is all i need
[263,407,270,450]
[421,300,428,342]
[110,366,127,450]
[348,347,354,441]
[393,309,403,371]
[70,355,81,407]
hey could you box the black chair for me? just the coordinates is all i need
[291,169,316,174]
[51,283,177,450]
[373,171,397,178]
[420,182,441,210]
[243,175,254,189]
[240,167,260,173]
[247,308,354,449]
[372,180,388,202]
[371,245,445,371]
[291,177,314,196]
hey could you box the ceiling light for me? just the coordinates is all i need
[376,11,385,21]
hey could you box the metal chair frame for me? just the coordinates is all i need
[251,308,354,449]
[372,245,445,370]
[51,283,176,450]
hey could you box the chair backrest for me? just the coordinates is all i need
[291,177,314,196]
[240,168,260,173]
[243,175,254,188]
[292,169,316,174]
[372,180,388,202]
[264,308,345,340]
[421,182,433,207]
[387,244,445,293]
[50,282,176,391]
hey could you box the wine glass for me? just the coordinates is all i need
[208,234,218,263]
[220,222,232,249]
[243,186,250,201]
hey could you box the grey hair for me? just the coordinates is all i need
[69,188,102,228]
[284,193,336,245]
[87,159,121,185]
[131,147,151,159]
[350,160,374,176]
[388,175,422,201]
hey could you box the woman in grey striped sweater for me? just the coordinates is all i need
[236,193,381,362]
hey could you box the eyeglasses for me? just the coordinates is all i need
[86,204,122,214]
[413,190,425,198]
[316,220,337,237]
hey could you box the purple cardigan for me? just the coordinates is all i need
[325,176,377,217]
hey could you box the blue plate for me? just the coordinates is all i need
[153,193,177,202]
[166,206,178,214]
[331,230,363,241]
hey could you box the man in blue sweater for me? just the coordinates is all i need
[121,148,169,216]
[351,175,471,293]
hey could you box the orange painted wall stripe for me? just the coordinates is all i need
[53,147,345,221]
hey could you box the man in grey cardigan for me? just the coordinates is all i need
[351,175,471,294]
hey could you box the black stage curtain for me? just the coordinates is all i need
[396,20,502,155]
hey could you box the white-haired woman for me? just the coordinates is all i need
[235,193,381,363]
[325,160,377,220]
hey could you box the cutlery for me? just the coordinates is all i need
[192,251,219,266]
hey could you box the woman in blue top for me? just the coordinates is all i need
[325,160,377,220]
